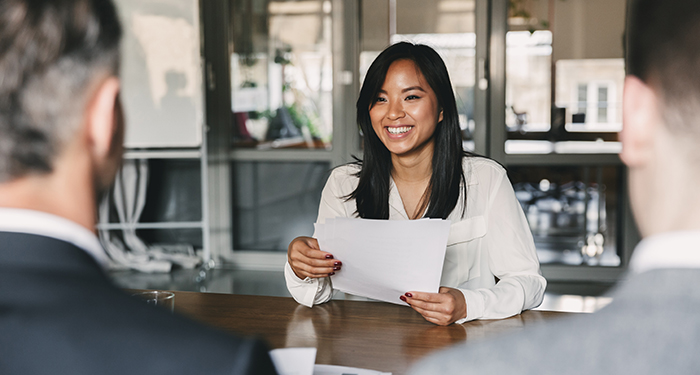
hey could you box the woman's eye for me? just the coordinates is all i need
[375,97,387,103]
[405,95,420,100]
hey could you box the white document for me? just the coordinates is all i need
[313,364,391,375]
[269,347,317,375]
[270,348,390,375]
[315,218,451,305]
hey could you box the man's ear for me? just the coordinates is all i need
[86,76,120,160]
[620,75,660,168]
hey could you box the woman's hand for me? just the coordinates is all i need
[400,287,467,326]
[287,236,342,280]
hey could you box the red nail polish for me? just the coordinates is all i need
[399,295,407,302]
[333,266,341,271]
[334,261,342,266]
[405,293,413,298]
[329,272,335,276]
[325,254,334,259]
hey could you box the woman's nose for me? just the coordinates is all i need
[386,100,405,120]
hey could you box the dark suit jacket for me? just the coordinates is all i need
[0,232,278,375]
[408,268,700,374]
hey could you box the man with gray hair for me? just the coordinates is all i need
[409,0,700,373]
[0,1,276,374]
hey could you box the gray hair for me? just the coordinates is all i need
[0,0,122,182]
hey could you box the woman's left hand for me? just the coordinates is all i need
[400,287,467,326]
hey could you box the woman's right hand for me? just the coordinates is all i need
[288,236,342,280]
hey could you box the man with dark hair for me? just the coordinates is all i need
[408,0,700,373]
[0,1,277,374]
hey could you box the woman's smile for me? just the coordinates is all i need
[386,125,414,136]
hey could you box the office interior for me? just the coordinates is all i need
[106,0,634,313]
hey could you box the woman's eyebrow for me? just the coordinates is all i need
[402,86,426,93]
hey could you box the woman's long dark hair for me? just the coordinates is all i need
[348,42,468,219]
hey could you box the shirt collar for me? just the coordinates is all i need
[387,162,478,220]
[628,230,700,275]
[388,178,409,219]
[0,208,109,268]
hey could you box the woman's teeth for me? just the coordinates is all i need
[387,126,411,135]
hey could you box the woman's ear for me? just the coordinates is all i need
[438,108,444,123]
[620,75,660,168]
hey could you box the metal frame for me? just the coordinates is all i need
[97,136,212,264]
[202,0,233,266]
[472,0,491,155]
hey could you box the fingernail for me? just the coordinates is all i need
[325,254,334,259]
[333,266,341,271]
[329,272,335,276]
[405,293,413,298]
[334,261,342,266]
[399,295,407,302]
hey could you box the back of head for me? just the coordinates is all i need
[626,0,700,145]
[0,0,122,183]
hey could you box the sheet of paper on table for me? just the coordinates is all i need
[269,348,391,375]
[314,364,391,375]
[269,347,316,375]
[315,218,451,306]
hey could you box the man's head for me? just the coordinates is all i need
[0,0,122,189]
[622,0,700,235]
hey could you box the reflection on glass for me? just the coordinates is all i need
[230,0,333,149]
[505,0,626,154]
[509,166,621,267]
[506,31,552,133]
[360,0,476,151]
[232,161,330,251]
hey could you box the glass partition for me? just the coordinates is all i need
[232,161,331,251]
[503,0,628,268]
[504,0,626,155]
[508,165,622,267]
[229,0,333,149]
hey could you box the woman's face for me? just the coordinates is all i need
[369,59,443,158]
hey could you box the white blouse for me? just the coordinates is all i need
[284,157,546,323]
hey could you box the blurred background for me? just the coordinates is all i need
[105,0,634,311]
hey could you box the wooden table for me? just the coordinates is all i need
[168,291,569,375]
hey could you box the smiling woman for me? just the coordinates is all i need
[369,59,443,219]
[285,42,547,326]
[369,59,443,158]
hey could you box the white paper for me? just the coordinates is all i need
[316,218,451,305]
[269,347,317,375]
[313,364,391,375]
[270,348,390,375]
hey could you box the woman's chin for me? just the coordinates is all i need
[384,139,435,158]
[384,144,413,156]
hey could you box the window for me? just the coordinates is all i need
[230,0,333,150]
[597,86,608,123]
[576,84,588,117]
